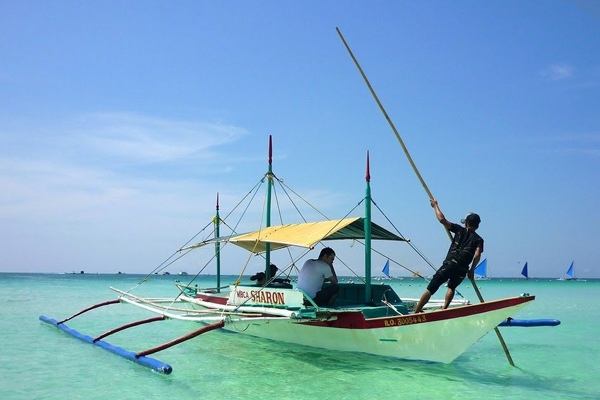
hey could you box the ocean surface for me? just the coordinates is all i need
[1,273,598,400]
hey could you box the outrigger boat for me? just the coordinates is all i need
[40,137,535,373]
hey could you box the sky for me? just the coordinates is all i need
[1,1,599,278]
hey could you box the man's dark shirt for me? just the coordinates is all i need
[444,223,484,270]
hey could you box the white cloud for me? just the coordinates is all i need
[0,112,255,219]
[0,112,351,273]
[74,112,248,163]
[540,64,574,81]
[0,157,185,221]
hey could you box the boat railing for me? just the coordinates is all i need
[175,281,230,296]
[296,288,320,309]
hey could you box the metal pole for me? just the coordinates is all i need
[215,193,221,293]
[265,135,273,280]
[364,151,372,304]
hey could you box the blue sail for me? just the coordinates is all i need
[566,261,574,279]
[521,262,528,279]
[382,259,390,277]
[474,258,487,278]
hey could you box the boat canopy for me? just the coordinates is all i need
[183,217,406,254]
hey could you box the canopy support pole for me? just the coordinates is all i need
[215,193,221,293]
[364,151,372,304]
[266,135,273,280]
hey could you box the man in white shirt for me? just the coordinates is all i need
[297,247,339,307]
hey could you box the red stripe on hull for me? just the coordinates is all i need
[195,293,228,305]
[301,296,534,329]
[367,295,534,329]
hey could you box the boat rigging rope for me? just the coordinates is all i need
[272,176,338,281]
[130,221,213,290]
[234,174,272,287]
[323,197,418,282]
[369,199,465,299]
[269,178,413,282]
[126,176,267,294]
[266,181,434,282]
[271,180,299,279]
[181,175,267,287]
[129,161,451,304]
[371,199,438,273]
[276,176,330,221]
[183,174,267,291]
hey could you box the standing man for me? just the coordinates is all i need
[414,199,484,313]
[297,247,339,307]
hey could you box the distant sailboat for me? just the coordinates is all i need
[382,259,390,278]
[474,258,490,280]
[566,261,575,280]
[521,262,528,280]
[559,261,586,281]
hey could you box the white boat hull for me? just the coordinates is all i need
[189,290,533,364]
[230,308,521,363]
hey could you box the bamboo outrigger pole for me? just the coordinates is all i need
[336,27,515,366]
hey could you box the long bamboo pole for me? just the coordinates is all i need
[336,27,515,366]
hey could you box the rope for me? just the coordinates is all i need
[277,177,330,220]
[124,176,267,295]
[122,153,461,307]
[173,176,270,295]
[234,173,272,287]
[371,199,438,272]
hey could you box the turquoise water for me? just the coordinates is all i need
[1,273,598,400]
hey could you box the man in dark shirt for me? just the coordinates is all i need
[414,199,484,313]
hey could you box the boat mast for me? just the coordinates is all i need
[215,193,221,292]
[364,151,372,304]
[265,135,273,280]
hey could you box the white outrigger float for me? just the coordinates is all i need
[41,136,534,373]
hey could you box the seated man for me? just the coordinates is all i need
[297,247,339,307]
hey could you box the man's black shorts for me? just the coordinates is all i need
[313,284,340,307]
[427,262,467,294]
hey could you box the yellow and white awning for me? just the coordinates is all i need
[184,217,406,254]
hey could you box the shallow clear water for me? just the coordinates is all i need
[1,273,598,400]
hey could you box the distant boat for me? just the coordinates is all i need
[178,272,189,276]
[566,261,575,280]
[381,259,391,279]
[558,261,586,281]
[474,258,490,280]
[521,262,528,280]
